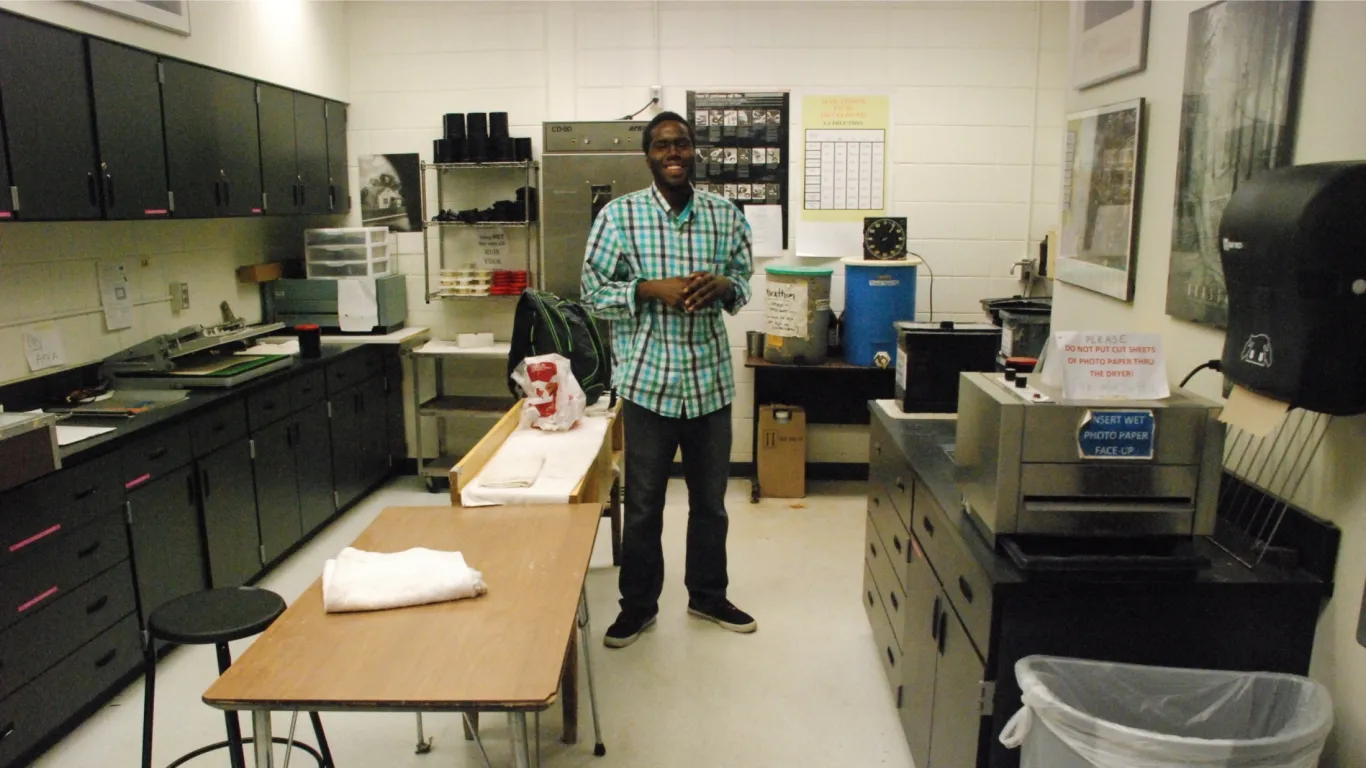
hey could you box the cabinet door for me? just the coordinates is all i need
[325,100,349,212]
[296,402,336,534]
[384,357,407,467]
[213,73,263,216]
[295,93,330,214]
[360,376,392,490]
[928,602,988,768]
[199,440,262,587]
[161,59,218,218]
[127,466,208,624]
[87,39,170,219]
[330,387,365,510]
[252,420,302,564]
[0,15,100,220]
[257,84,299,215]
[900,535,941,768]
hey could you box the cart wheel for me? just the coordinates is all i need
[750,481,760,504]
[424,476,439,493]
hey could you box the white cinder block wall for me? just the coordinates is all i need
[345,0,1069,464]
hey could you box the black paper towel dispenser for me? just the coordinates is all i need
[1220,162,1366,415]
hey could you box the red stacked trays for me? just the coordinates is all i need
[491,270,529,296]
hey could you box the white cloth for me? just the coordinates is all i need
[337,278,379,332]
[322,547,486,614]
[477,450,545,488]
[460,415,611,507]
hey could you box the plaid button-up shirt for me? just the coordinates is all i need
[580,184,754,418]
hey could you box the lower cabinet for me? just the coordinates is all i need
[127,465,208,621]
[916,534,989,768]
[253,418,303,564]
[200,439,261,588]
[900,533,940,768]
[296,401,336,533]
[331,375,391,510]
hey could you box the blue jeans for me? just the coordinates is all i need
[619,400,732,617]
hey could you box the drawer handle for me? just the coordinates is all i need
[922,515,935,536]
[0,722,12,742]
[94,649,118,668]
[874,442,881,456]
[263,402,276,411]
[148,447,168,460]
[9,524,61,553]
[958,576,974,604]
[938,610,948,656]
[872,495,880,507]
[85,595,109,614]
[213,422,227,433]
[886,646,896,667]
[74,486,97,500]
[892,534,904,556]
[77,540,101,558]
[869,541,878,559]
[930,596,940,640]
[18,586,58,613]
[896,479,906,493]
[867,590,874,608]
[889,591,899,612]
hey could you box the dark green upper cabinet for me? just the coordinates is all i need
[258,83,299,215]
[325,101,350,213]
[88,39,171,220]
[295,93,329,215]
[162,59,262,218]
[0,14,101,220]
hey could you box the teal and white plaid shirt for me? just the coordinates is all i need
[581,184,753,418]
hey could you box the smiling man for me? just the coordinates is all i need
[581,111,756,649]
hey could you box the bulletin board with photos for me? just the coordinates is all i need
[686,91,791,249]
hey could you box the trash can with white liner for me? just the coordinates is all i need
[1000,656,1333,768]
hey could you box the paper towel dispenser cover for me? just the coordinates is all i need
[1220,162,1366,415]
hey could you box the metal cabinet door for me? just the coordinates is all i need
[540,152,654,299]
[928,602,989,768]
[900,533,940,768]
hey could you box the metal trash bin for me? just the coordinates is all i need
[763,265,832,365]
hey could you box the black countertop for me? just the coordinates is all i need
[52,345,363,468]
[869,404,1324,589]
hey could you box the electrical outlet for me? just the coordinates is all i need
[651,85,661,104]
[170,281,189,312]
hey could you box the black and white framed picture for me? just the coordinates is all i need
[1071,0,1150,89]
[1165,0,1307,328]
[360,154,422,233]
[1057,98,1145,302]
[80,1,191,35]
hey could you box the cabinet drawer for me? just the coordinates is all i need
[327,347,381,393]
[0,512,128,633]
[247,379,293,431]
[0,613,141,768]
[0,561,135,700]
[867,515,907,652]
[290,368,327,410]
[120,423,192,488]
[0,452,120,569]
[862,564,900,698]
[911,483,993,655]
[870,488,910,593]
[188,400,248,457]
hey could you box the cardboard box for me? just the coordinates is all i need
[237,262,283,284]
[757,404,806,498]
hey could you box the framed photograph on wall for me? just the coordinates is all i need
[1072,0,1150,89]
[1165,0,1308,328]
[359,154,422,233]
[79,1,191,35]
[1057,99,1145,302]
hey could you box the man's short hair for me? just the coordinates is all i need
[642,111,694,154]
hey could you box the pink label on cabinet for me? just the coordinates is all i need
[0,211,11,218]
[144,209,169,216]
[9,524,61,553]
[124,473,152,491]
[17,586,58,613]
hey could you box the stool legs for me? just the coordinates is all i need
[216,643,248,768]
[141,641,157,768]
[308,712,335,767]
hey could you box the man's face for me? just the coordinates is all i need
[646,121,694,190]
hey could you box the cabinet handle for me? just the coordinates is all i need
[292,184,299,207]
[105,173,115,208]
[930,596,940,641]
[77,540,101,558]
[869,540,878,559]
[0,722,13,741]
[937,610,948,656]
[867,590,874,608]
[299,184,305,207]
[886,646,896,668]
[896,479,906,494]
[74,486,97,501]
[892,534,903,557]
[213,422,227,433]
[201,469,211,499]
[874,442,882,456]
[889,591,899,612]
[149,446,168,460]
[87,173,98,206]
[94,649,118,668]
[922,515,935,537]
[214,181,222,206]
[872,495,880,507]
[329,184,337,210]
[85,595,109,614]
[958,576,974,604]
[224,180,231,207]
[263,402,276,411]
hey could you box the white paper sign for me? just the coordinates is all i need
[745,205,784,257]
[765,281,809,338]
[23,325,66,372]
[97,261,134,331]
[477,230,510,269]
[1056,331,1170,401]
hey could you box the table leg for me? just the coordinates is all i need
[578,590,607,756]
[463,711,479,741]
[751,368,763,503]
[252,711,275,768]
[414,712,432,753]
[560,625,578,744]
[509,712,531,768]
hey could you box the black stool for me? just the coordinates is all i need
[141,587,335,768]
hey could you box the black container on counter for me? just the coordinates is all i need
[296,324,322,358]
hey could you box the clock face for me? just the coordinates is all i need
[863,217,907,260]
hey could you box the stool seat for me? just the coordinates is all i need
[149,587,286,645]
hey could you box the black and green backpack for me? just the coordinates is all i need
[507,289,612,406]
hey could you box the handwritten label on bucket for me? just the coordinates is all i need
[766,281,809,338]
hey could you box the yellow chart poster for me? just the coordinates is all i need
[801,95,890,222]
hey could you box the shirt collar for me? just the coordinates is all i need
[649,183,696,226]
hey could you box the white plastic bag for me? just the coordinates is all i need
[1001,656,1333,768]
[510,353,586,432]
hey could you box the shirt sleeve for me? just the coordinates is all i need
[580,209,639,320]
[721,211,754,315]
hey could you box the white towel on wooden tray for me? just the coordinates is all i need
[461,415,611,507]
[322,547,486,614]
[477,450,545,488]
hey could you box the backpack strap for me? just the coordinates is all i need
[506,288,539,398]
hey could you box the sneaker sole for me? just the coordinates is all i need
[603,615,656,648]
[687,608,758,634]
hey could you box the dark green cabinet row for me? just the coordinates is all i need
[0,10,349,222]
[0,346,402,768]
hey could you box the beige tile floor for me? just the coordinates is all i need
[34,477,915,768]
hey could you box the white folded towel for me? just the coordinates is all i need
[477,449,545,489]
[322,547,487,614]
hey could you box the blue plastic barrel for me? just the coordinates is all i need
[842,257,920,367]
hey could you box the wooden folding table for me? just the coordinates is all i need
[202,504,606,768]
